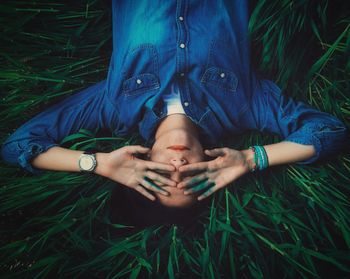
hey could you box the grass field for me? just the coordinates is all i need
[0,0,349,278]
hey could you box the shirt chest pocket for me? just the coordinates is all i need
[200,38,249,119]
[122,73,160,96]
[121,43,160,97]
[200,39,239,93]
[200,66,238,92]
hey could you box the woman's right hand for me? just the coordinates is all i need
[96,145,176,201]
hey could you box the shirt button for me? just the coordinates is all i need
[136,79,142,84]
[220,72,225,78]
[180,72,185,77]
[179,16,184,21]
[184,102,189,107]
[179,43,186,49]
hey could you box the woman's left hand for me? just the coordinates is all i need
[177,148,250,201]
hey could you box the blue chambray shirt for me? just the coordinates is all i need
[1,0,348,174]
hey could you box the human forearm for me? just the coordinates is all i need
[246,79,347,166]
[242,141,316,170]
[31,146,109,175]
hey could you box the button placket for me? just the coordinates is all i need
[176,1,191,111]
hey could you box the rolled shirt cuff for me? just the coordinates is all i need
[282,121,348,165]
[2,141,59,174]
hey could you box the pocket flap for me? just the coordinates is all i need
[122,73,160,94]
[201,67,238,92]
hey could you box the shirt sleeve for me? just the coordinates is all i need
[243,79,348,164]
[1,80,119,174]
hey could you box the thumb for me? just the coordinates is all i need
[205,148,225,157]
[125,145,150,154]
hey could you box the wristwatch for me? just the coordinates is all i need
[78,151,97,172]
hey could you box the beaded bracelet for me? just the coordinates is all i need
[248,146,258,172]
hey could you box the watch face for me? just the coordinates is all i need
[80,155,94,171]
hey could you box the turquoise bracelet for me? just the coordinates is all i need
[260,146,269,170]
[251,145,269,171]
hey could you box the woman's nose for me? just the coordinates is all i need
[170,158,188,169]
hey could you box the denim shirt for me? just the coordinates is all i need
[1,0,348,174]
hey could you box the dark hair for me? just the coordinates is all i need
[109,184,210,229]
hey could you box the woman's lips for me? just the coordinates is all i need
[167,145,190,151]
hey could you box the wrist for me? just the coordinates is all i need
[95,152,110,177]
[241,148,257,172]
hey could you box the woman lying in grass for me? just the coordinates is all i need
[1,1,347,220]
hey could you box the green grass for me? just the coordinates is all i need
[1,0,349,278]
